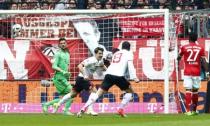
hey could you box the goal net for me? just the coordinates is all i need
[0,9,181,114]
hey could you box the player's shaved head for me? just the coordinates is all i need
[122,41,130,51]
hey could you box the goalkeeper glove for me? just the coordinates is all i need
[62,71,71,78]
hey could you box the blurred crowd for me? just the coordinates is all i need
[0,0,210,38]
[0,0,209,10]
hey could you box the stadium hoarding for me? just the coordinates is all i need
[0,80,208,113]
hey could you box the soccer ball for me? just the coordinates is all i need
[12,24,22,33]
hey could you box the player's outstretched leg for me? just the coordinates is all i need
[85,93,98,116]
[77,92,99,117]
[63,99,74,115]
[42,99,60,114]
[52,102,60,113]
[117,108,127,117]
[42,103,48,114]
[77,109,86,118]
[117,93,132,117]
[85,104,98,116]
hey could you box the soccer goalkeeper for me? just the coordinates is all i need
[42,38,73,115]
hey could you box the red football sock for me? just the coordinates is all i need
[192,92,198,111]
[185,91,192,112]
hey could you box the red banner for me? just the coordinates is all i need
[0,39,88,80]
[119,17,164,37]
[8,15,78,39]
[119,15,182,37]
[0,38,209,80]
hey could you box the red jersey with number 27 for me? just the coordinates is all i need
[179,42,205,76]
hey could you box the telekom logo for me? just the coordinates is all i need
[147,103,164,113]
[1,103,12,113]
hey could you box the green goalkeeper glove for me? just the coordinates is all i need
[62,71,71,78]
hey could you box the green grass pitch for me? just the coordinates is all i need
[1,113,210,126]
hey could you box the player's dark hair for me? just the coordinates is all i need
[94,47,104,54]
[59,37,66,42]
[42,1,50,6]
[112,48,120,54]
[122,41,130,51]
[189,32,198,42]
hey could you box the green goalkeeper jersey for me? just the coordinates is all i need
[52,49,71,95]
[52,49,70,79]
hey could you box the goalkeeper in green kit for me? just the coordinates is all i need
[42,38,73,115]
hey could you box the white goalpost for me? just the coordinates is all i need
[0,9,176,114]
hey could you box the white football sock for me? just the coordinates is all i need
[82,92,99,111]
[119,93,132,109]
[58,93,71,105]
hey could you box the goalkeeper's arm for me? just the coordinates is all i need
[52,53,69,75]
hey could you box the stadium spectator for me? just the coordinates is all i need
[175,5,182,11]
[104,1,113,9]
[54,0,68,10]
[77,0,88,9]
[41,1,51,9]
[88,0,94,3]
[149,0,160,9]
[0,0,9,10]
[28,0,40,10]
[88,3,96,9]
[203,1,209,9]
[10,3,19,10]
[20,2,29,10]
[68,0,76,9]
[94,1,102,9]
[116,1,125,9]
[194,0,204,10]
[177,32,208,116]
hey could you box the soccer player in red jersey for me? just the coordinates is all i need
[177,32,208,115]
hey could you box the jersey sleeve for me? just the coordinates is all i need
[200,47,205,57]
[128,60,137,80]
[82,57,96,67]
[127,51,134,61]
[127,52,137,79]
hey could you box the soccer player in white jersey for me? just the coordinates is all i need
[77,41,139,117]
[53,47,107,116]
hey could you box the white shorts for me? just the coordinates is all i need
[183,76,201,89]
